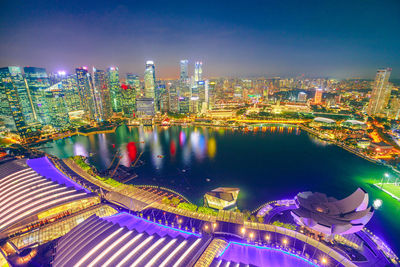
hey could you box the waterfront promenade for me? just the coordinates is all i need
[46,156,398,266]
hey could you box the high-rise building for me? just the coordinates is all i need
[298,92,307,102]
[61,74,82,113]
[107,67,121,113]
[126,74,140,89]
[0,73,27,134]
[144,61,156,99]
[45,82,70,129]
[136,98,155,117]
[24,67,51,125]
[180,60,189,81]
[0,67,36,125]
[121,73,138,118]
[76,67,96,121]
[93,68,112,121]
[168,82,179,113]
[194,61,203,82]
[314,88,323,104]
[367,68,392,116]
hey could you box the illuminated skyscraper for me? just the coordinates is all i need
[298,92,307,102]
[194,61,203,82]
[180,60,189,81]
[144,61,156,98]
[0,67,36,125]
[0,72,27,134]
[93,68,112,121]
[61,74,81,113]
[45,82,70,129]
[367,68,392,116]
[24,67,51,125]
[121,73,138,118]
[314,88,322,104]
[76,67,96,121]
[126,73,140,89]
[107,67,121,113]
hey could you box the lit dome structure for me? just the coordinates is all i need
[291,188,374,235]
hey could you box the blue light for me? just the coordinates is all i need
[105,212,201,237]
[219,241,319,267]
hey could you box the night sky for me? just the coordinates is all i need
[0,0,399,79]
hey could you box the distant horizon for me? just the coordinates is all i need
[1,0,399,80]
[1,63,399,81]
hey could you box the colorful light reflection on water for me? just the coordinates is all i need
[39,125,400,252]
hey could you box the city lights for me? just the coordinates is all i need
[0,1,399,266]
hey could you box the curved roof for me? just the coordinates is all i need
[53,213,211,267]
[344,120,366,125]
[313,117,336,124]
[0,158,93,234]
[291,188,374,235]
[213,241,317,267]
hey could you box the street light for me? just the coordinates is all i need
[249,232,254,239]
[241,227,246,235]
[321,257,327,265]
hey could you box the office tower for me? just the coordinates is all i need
[298,92,307,102]
[45,82,70,128]
[24,67,52,125]
[207,81,216,110]
[61,74,81,113]
[76,67,96,121]
[0,72,27,134]
[93,68,112,121]
[314,88,323,104]
[180,60,189,81]
[168,83,179,113]
[126,74,140,89]
[194,61,203,82]
[367,68,392,116]
[136,98,155,117]
[156,82,167,112]
[49,71,67,85]
[107,67,121,113]
[0,67,36,125]
[144,61,156,99]
[119,74,136,118]
[179,96,190,114]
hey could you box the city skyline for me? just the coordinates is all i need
[1,0,399,79]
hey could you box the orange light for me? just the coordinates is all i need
[321,257,327,264]
[249,232,254,238]
[265,235,270,240]
[241,227,246,234]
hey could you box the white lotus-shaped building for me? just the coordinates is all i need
[291,188,374,235]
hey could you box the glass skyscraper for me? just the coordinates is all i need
[76,67,96,121]
[45,82,70,129]
[24,67,51,125]
[0,72,27,134]
[93,68,112,121]
[367,68,392,116]
[61,74,82,113]
[123,73,139,117]
[144,61,156,99]
[194,61,203,82]
[180,60,189,81]
[107,67,121,113]
[0,67,36,126]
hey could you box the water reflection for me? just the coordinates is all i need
[41,125,302,171]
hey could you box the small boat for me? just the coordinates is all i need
[157,155,164,158]
[206,178,211,182]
